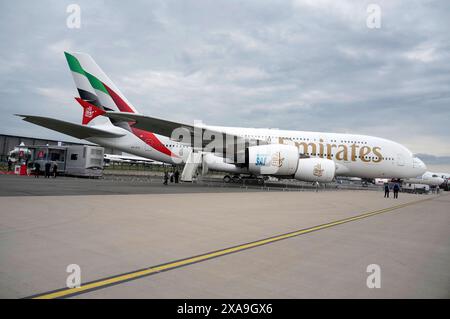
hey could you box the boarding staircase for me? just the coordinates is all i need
[181,150,203,182]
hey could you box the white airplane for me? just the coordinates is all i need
[436,172,450,181]
[436,172,450,190]
[17,52,427,182]
[403,171,445,186]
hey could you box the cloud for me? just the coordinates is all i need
[48,39,74,54]
[34,87,73,104]
[415,153,450,165]
[0,0,449,161]
[415,153,450,173]
[0,55,27,75]
[404,45,437,63]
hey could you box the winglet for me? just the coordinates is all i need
[75,97,106,125]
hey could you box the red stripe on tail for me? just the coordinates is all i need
[103,84,135,113]
[75,97,106,125]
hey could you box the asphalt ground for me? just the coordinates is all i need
[0,178,447,298]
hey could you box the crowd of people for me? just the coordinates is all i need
[32,161,58,178]
[7,158,58,178]
[163,169,180,185]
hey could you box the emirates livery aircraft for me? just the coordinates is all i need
[17,52,427,182]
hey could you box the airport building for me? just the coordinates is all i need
[0,133,120,162]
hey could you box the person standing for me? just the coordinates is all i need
[384,183,390,198]
[52,162,58,178]
[163,171,169,185]
[7,159,12,172]
[393,182,400,199]
[34,162,41,178]
[44,161,51,178]
[174,169,180,183]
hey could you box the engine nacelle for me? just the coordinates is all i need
[203,153,247,174]
[248,144,299,176]
[294,158,336,182]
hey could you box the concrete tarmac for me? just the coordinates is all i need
[0,176,448,298]
[0,174,262,196]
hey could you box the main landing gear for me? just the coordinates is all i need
[223,174,265,185]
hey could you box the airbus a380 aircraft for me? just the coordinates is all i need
[17,52,427,182]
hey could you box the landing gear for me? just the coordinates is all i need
[223,175,242,183]
[313,181,320,192]
[223,174,265,185]
[232,175,242,183]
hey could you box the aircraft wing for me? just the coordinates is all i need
[16,115,126,139]
[104,111,268,151]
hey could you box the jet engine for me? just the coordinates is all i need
[248,144,299,176]
[294,157,336,182]
[247,144,336,182]
[203,153,247,174]
[204,144,336,183]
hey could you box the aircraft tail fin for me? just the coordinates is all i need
[64,51,139,117]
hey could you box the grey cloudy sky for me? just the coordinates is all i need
[1,0,449,169]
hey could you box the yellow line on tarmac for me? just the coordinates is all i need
[32,196,436,299]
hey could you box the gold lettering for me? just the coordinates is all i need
[350,144,359,161]
[372,147,383,163]
[297,142,317,156]
[280,139,382,164]
[326,143,337,160]
[335,145,348,161]
[319,139,324,158]
[359,146,371,162]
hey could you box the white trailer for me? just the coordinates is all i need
[16,144,104,177]
[65,145,104,177]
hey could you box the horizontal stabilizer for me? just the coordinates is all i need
[16,115,125,139]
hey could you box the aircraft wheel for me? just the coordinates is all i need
[232,175,241,183]
[223,175,231,183]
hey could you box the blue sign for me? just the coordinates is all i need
[255,154,267,166]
